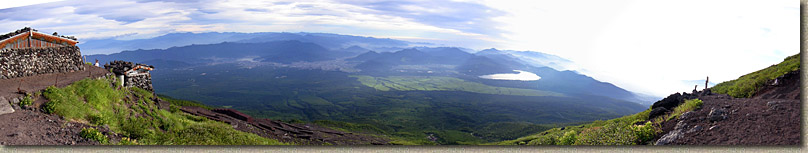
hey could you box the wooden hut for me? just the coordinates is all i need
[0,27,78,50]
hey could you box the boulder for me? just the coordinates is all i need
[655,129,683,145]
[651,93,685,111]
[0,96,15,115]
[766,101,786,110]
[648,107,670,120]
[708,107,727,122]
[655,121,689,145]
[699,88,712,96]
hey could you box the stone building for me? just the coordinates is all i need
[0,27,84,79]
[104,60,155,91]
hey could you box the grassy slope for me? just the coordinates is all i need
[350,75,564,97]
[42,76,288,145]
[711,53,800,98]
[492,99,702,145]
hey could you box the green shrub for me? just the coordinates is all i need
[121,117,155,140]
[631,121,656,144]
[557,130,577,145]
[88,113,109,126]
[80,127,109,144]
[19,95,33,107]
[528,135,557,145]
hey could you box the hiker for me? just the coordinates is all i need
[94,59,100,67]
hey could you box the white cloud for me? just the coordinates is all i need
[0,0,64,9]
[0,0,498,47]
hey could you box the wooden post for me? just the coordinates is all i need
[18,79,23,93]
[705,76,709,90]
[27,31,32,48]
[694,85,698,93]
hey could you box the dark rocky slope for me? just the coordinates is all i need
[179,106,390,145]
[653,70,800,145]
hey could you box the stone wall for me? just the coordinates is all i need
[126,74,153,91]
[105,60,154,91]
[0,46,84,79]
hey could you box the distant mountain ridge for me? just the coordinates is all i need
[89,40,343,65]
[79,32,429,55]
[85,32,659,106]
[82,32,667,144]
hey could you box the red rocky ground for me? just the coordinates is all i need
[654,70,801,145]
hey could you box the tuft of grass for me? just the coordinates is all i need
[80,127,109,144]
[43,77,289,145]
[118,137,139,145]
[711,53,800,98]
[665,99,703,121]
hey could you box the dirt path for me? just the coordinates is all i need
[0,65,110,98]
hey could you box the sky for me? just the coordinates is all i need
[0,0,799,97]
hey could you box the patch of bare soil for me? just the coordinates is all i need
[0,109,98,145]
